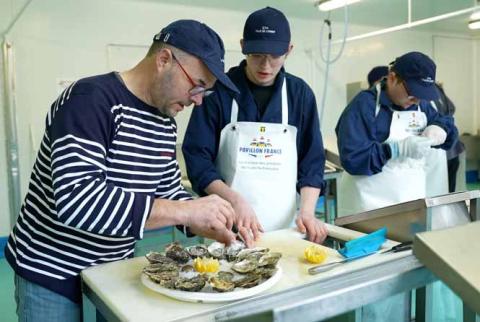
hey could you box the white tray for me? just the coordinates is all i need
[141,266,282,303]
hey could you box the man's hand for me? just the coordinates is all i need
[145,194,236,245]
[296,212,328,244]
[421,125,447,146]
[389,136,433,159]
[184,195,236,245]
[231,196,264,248]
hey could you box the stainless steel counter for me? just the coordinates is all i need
[81,226,430,322]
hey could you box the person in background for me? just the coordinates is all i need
[367,65,388,88]
[5,20,240,322]
[336,51,458,322]
[430,82,465,192]
[182,7,328,246]
[336,51,457,216]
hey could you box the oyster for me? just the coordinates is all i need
[207,242,225,259]
[236,247,269,261]
[165,242,190,264]
[175,275,207,292]
[186,245,209,258]
[232,259,258,274]
[216,271,234,282]
[180,265,195,273]
[254,266,277,279]
[144,270,178,289]
[145,251,175,265]
[233,274,261,288]
[143,262,178,274]
[258,252,282,267]
[209,276,235,292]
[225,240,246,261]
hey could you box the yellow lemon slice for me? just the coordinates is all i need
[304,245,328,264]
[193,257,220,273]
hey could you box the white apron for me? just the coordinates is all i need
[338,83,429,216]
[215,80,298,232]
[426,101,449,197]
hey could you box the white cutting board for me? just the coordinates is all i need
[81,225,404,322]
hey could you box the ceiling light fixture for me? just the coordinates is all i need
[315,0,362,12]
[468,11,480,29]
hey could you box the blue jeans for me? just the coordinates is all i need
[14,274,81,322]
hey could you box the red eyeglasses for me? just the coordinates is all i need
[172,53,213,98]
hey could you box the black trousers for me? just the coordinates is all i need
[447,156,460,193]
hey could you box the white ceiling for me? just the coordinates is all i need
[137,0,480,36]
[1,0,479,37]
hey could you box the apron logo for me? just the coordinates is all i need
[239,136,282,158]
[260,126,266,133]
[406,112,424,135]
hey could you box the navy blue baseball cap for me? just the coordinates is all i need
[367,66,388,87]
[154,20,239,93]
[242,7,291,56]
[391,51,438,100]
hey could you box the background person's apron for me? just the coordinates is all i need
[215,80,298,232]
[425,100,449,197]
[338,84,428,217]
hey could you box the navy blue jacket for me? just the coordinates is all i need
[335,82,458,176]
[183,60,326,194]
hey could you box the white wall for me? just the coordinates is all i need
[0,45,12,236]
[1,0,479,236]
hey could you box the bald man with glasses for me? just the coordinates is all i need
[5,20,240,322]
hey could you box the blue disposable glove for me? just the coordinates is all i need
[388,136,433,159]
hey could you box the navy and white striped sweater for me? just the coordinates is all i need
[5,72,192,302]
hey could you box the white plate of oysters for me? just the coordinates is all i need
[141,241,283,303]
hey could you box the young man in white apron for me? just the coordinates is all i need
[336,52,458,322]
[183,7,327,246]
[336,52,456,217]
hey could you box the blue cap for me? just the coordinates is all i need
[367,66,388,87]
[391,52,438,100]
[154,20,239,93]
[242,7,291,56]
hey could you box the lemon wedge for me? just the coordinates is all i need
[193,257,220,273]
[304,245,328,264]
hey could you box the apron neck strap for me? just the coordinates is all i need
[281,79,288,125]
[230,79,289,125]
[231,98,239,123]
[375,83,381,117]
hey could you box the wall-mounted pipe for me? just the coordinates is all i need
[1,0,34,227]
[2,40,21,226]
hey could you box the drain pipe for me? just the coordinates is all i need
[2,39,21,226]
[2,0,34,226]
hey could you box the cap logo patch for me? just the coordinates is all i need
[421,77,434,83]
[255,26,276,34]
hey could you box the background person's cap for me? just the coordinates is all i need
[242,7,291,56]
[367,66,388,87]
[391,51,438,100]
[154,20,239,93]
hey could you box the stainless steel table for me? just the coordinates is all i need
[81,226,433,322]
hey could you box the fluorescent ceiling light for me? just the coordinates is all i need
[470,11,480,20]
[468,11,480,29]
[468,20,480,30]
[316,0,361,12]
